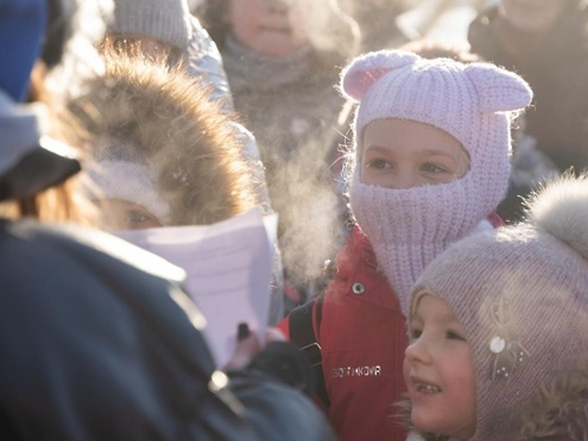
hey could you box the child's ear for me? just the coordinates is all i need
[340,50,418,101]
[464,63,533,113]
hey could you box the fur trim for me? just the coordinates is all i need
[70,45,258,226]
[519,366,588,440]
[395,397,451,441]
[526,173,588,260]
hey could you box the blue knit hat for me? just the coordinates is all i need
[0,0,47,101]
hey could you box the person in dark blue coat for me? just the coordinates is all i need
[0,1,337,439]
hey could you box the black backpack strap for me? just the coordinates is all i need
[288,296,330,407]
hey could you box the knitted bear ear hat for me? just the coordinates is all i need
[338,50,532,313]
[340,49,533,186]
[409,174,588,440]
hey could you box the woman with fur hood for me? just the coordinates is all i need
[403,174,588,440]
[468,0,588,222]
[69,45,292,325]
[71,47,257,230]
[99,0,285,320]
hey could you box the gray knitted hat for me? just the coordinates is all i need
[109,0,191,51]
[409,174,588,440]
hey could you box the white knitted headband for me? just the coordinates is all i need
[89,159,171,225]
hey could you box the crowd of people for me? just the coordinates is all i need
[2,0,588,440]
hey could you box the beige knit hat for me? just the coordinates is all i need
[109,0,191,51]
[409,174,588,440]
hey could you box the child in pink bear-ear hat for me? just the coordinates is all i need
[277,49,533,441]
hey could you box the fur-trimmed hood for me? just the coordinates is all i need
[519,366,588,441]
[69,47,258,226]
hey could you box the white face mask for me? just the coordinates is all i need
[116,209,278,368]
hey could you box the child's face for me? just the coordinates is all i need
[499,0,569,33]
[403,293,476,440]
[225,0,308,57]
[360,118,470,189]
[97,199,162,230]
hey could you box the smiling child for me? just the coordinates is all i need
[405,174,588,440]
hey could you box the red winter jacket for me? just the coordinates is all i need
[278,227,407,441]
[278,214,505,441]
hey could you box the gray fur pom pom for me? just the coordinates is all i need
[526,173,588,260]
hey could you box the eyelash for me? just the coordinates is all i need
[366,159,448,174]
[408,328,422,340]
[127,210,149,223]
[446,330,466,341]
[408,328,466,342]
[421,163,446,174]
[366,159,389,169]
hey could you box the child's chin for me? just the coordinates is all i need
[410,409,436,434]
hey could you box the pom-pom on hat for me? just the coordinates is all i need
[109,0,191,51]
[409,174,588,440]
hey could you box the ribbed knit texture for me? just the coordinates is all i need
[222,36,312,92]
[340,50,532,315]
[351,177,477,316]
[109,0,190,51]
[410,175,588,440]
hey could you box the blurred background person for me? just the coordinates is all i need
[195,0,361,308]
[468,0,588,222]
[337,0,413,51]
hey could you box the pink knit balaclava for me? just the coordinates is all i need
[409,175,588,440]
[339,49,532,315]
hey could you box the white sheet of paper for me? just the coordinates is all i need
[117,208,277,368]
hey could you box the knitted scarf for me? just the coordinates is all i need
[222,36,312,92]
